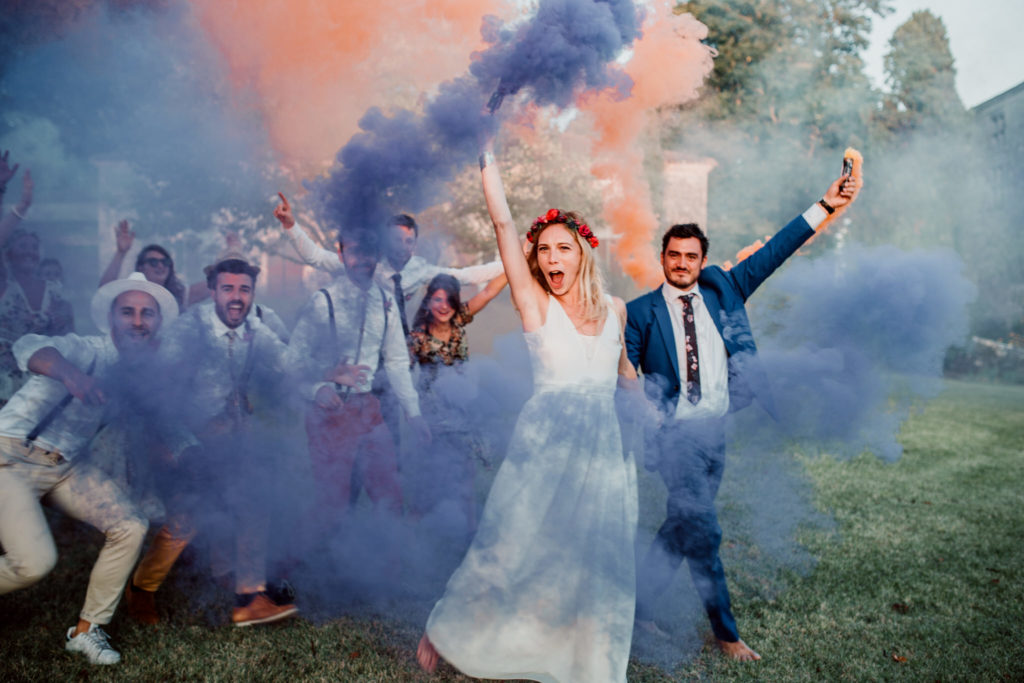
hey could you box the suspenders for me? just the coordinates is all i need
[319,285,389,396]
[23,356,97,447]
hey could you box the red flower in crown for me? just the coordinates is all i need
[526,209,600,248]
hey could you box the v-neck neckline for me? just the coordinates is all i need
[549,295,608,338]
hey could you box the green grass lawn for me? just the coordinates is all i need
[2,378,1021,681]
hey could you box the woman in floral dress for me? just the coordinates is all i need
[406,273,506,534]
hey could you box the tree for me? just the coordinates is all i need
[877,10,965,135]
[853,11,970,253]
[657,0,888,262]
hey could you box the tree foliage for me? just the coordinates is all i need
[876,10,965,135]
[651,1,888,262]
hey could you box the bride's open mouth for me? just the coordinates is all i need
[547,270,565,289]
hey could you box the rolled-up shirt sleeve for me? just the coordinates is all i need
[381,294,421,418]
[286,293,335,402]
[13,333,93,373]
[286,222,343,273]
[438,259,505,287]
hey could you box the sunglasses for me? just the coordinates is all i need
[141,257,171,268]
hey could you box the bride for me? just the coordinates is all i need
[416,143,642,682]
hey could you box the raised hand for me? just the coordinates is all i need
[14,169,33,215]
[273,192,295,229]
[114,219,134,254]
[0,150,19,187]
[822,171,860,210]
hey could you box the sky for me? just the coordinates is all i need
[863,0,1024,108]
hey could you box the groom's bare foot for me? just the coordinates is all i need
[417,633,439,673]
[718,638,761,661]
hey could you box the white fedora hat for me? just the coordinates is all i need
[91,271,179,333]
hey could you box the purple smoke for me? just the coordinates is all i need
[308,0,643,234]
[752,244,977,459]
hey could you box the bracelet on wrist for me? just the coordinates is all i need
[11,206,26,220]
[817,198,835,215]
[479,151,496,171]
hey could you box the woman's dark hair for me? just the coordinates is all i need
[135,244,186,307]
[412,274,461,331]
[37,257,63,281]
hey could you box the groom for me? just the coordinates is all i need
[625,167,858,660]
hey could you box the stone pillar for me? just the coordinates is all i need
[661,156,716,233]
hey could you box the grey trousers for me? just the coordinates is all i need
[0,435,148,625]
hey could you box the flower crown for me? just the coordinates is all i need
[527,208,599,248]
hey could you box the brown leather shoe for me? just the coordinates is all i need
[231,593,298,627]
[123,584,159,625]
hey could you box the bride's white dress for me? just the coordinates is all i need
[426,295,638,682]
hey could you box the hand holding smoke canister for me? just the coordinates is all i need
[819,149,862,216]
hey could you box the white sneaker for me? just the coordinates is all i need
[65,624,121,665]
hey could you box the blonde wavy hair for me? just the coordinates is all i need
[526,212,608,322]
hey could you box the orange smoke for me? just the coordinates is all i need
[816,147,864,233]
[722,235,773,271]
[578,5,714,289]
[187,0,506,174]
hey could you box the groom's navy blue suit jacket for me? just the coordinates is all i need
[625,214,817,418]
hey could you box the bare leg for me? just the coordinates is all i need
[718,638,761,661]
[417,633,439,673]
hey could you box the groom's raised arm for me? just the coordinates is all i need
[726,171,860,299]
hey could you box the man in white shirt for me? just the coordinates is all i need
[273,195,455,491]
[124,253,298,628]
[273,195,504,319]
[287,226,429,524]
[0,272,177,665]
[625,170,859,661]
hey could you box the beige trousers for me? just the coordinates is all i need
[0,436,148,625]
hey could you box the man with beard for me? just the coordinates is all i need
[123,252,297,627]
[288,226,429,527]
[0,272,176,665]
[626,169,860,661]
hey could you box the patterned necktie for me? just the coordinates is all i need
[679,294,701,405]
[392,273,410,337]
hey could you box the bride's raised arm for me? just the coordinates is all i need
[480,147,546,331]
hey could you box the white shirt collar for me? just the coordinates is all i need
[662,280,703,302]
